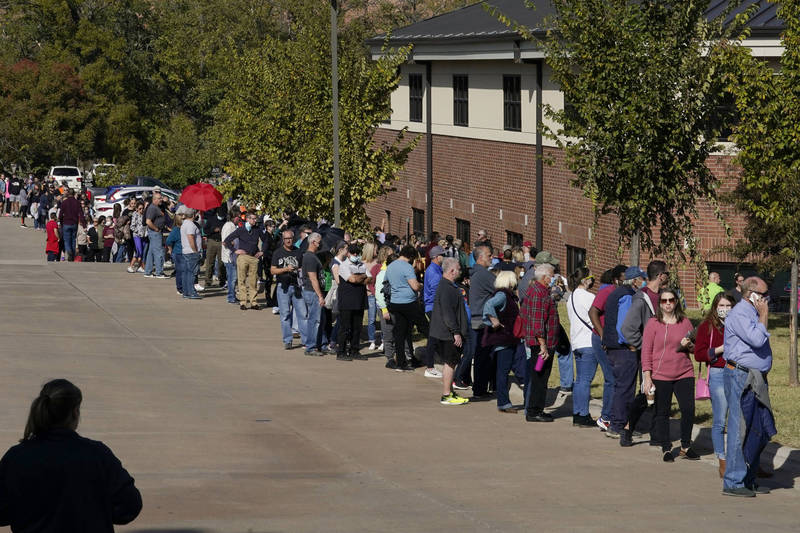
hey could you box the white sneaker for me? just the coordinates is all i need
[127,266,135,273]
[194,284,205,292]
[272,307,279,314]
[424,368,443,379]
[368,342,377,351]
[164,260,173,268]
[136,267,145,273]
[377,343,384,352]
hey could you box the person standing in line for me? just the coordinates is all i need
[430,257,470,406]
[386,245,428,371]
[203,206,226,289]
[45,212,60,261]
[301,232,326,356]
[461,244,497,398]
[271,229,306,350]
[362,243,381,352]
[694,292,734,477]
[128,201,146,273]
[101,217,115,262]
[521,263,560,422]
[336,243,371,361]
[221,210,240,305]
[0,379,142,529]
[587,265,626,431]
[729,272,746,304]
[422,245,446,379]
[58,188,85,261]
[180,208,203,300]
[165,210,185,295]
[721,276,775,497]
[641,287,698,462]
[18,186,28,227]
[143,189,167,279]
[7,174,21,217]
[566,267,599,428]
[375,247,398,367]
[482,271,525,413]
[223,211,264,310]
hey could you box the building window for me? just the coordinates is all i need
[713,92,738,142]
[456,218,471,246]
[409,73,423,123]
[506,231,523,247]
[503,75,521,131]
[565,245,586,275]
[412,208,425,236]
[453,75,468,127]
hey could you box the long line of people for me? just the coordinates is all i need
[38,190,776,497]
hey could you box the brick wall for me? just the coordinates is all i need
[366,128,749,307]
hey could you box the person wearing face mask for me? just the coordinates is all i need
[602,266,647,439]
[720,276,775,497]
[202,206,227,289]
[566,267,598,427]
[224,212,265,310]
[694,292,734,478]
[335,244,372,361]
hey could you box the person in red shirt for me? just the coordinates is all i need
[694,292,734,477]
[45,213,60,262]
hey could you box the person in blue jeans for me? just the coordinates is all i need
[566,267,600,427]
[180,208,202,299]
[300,233,325,356]
[143,190,166,277]
[165,215,184,294]
[271,230,306,349]
[221,210,240,304]
[722,276,773,497]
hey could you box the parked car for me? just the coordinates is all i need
[93,185,180,216]
[47,166,84,189]
[129,176,171,189]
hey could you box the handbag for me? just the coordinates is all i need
[512,314,526,339]
[695,362,710,401]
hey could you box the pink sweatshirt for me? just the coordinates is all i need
[641,317,694,381]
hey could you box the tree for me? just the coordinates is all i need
[490,0,750,268]
[722,0,800,386]
[214,0,417,231]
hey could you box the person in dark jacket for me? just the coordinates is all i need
[203,205,227,288]
[0,379,142,531]
[429,257,470,405]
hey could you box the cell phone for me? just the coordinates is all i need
[749,293,760,305]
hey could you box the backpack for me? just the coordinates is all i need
[615,293,634,346]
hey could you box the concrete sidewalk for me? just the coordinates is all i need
[0,218,797,532]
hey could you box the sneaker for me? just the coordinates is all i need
[525,412,554,422]
[137,267,145,273]
[194,284,204,292]
[572,414,596,428]
[605,429,621,439]
[336,353,353,361]
[143,273,153,278]
[227,300,238,304]
[662,451,675,463]
[320,345,332,354]
[305,349,324,356]
[385,360,398,370]
[751,485,771,494]
[722,487,755,498]
[177,291,182,296]
[164,260,173,268]
[127,266,135,273]
[368,342,377,351]
[679,448,700,460]
[272,307,279,314]
[240,304,247,311]
[155,274,168,279]
[440,393,469,406]
[596,417,610,431]
[377,343,384,352]
[424,368,443,379]
[183,295,202,300]
[453,380,470,390]
[620,429,634,447]
[251,304,261,310]
[284,343,292,350]
[353,353,368,360]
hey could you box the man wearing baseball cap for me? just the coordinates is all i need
[422,245,447,378]
[602,265,647,446]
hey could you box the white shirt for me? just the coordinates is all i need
[220,221,237,263]
[180,219,202,255]
[567,287,595,350]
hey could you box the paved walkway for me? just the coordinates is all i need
[0,218,797,532]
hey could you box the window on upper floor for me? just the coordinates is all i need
[503,75,521,131]
[453,75,468,127]
[409,73,423,123]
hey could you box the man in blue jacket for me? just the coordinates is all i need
[422,245,446,378]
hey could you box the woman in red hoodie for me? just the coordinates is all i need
[641,287,697,463]
[694,292,734,477]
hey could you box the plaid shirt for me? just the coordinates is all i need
[521,280,560,351]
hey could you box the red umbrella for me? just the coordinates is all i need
[179,183,223,211]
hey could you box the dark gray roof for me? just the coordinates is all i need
[370,0,783,45]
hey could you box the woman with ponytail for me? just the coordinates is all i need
[0,379,142,530]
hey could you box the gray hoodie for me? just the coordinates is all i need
[620,289,656,350]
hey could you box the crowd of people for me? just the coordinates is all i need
[33,184,776,498]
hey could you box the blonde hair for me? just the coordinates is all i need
[512,249,524,263]
[494,271,518,291]
[362,242,376,263]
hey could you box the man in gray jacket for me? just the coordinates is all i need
[430,258,470,405]
[462,244,496,398]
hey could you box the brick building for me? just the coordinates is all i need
[363,0,785,306]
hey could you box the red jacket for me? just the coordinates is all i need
[693,319,726,368]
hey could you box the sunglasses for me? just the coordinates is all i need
[660,297,676,304]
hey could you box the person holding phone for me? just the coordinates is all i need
[641,287,697,463]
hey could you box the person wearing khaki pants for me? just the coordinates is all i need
[223,211,264,311]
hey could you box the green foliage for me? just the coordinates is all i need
[214,1,418,230]
[512,0,751,265]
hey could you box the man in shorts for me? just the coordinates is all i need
[429,257,470,406]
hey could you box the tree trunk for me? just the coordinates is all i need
[630,230,640,267]
[790,255,798,386]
